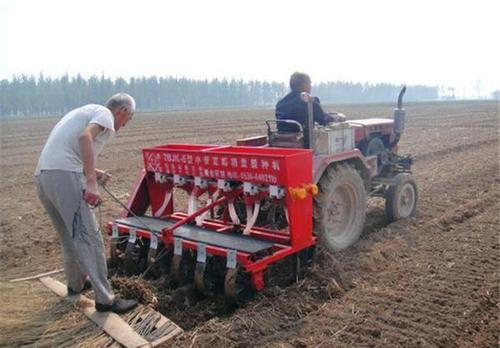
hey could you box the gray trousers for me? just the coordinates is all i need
[36,170,114,304]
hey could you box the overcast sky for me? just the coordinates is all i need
[0,0,498,97]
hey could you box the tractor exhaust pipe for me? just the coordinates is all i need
[391,86,406,149]
[393,86,406,135]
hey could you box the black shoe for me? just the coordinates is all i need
[67,280,92,296]
[95,298,138,314]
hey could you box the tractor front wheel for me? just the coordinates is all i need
[314,164,367,252]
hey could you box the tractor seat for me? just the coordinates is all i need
[269,132,304,148]
[266,119,305,148]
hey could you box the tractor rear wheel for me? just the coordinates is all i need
[385,173,418,222]
[314,164,367,252]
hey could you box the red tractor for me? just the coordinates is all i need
[106,87,417,303]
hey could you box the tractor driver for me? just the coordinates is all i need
[275,72,345,132]
[35,93,138,314]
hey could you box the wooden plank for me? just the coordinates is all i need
[151,325,184,347]
[39,277,151,348]
[9,269,64,282]
[133,308,184,346]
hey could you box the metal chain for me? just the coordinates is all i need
[100,184,160,237]
[98,183,169,278]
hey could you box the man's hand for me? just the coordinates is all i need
[84,180,101,207]
[335,113,347,122]
[326,112,347,123]
[96,169,112,186]
[324,114,336,123]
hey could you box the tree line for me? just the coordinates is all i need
[0,74,439,117]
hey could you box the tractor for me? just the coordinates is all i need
[106,87,417,303]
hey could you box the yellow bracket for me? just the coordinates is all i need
[288,184,318,200]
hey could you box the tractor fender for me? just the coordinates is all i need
[312,149,377,187]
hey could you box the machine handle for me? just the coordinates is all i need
[265,119,304,133]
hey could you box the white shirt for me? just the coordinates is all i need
[35,104,115,175]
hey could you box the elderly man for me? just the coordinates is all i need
[35,93,138,314]
[276,72,345,132]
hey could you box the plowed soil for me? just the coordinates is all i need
[1,100,498,347]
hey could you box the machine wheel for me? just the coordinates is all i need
[385,173,418,222]
[123,241,147,276]
[147,246,171,279]
[109,236,128,269]
[109,237,120,267]
[314,164,367,252]
[224,265,254,305]
[194,257,225,297]
[171,250,196,286]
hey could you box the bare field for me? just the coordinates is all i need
[0,100,499,347]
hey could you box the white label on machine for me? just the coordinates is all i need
[269,185,285,199]
[194,176,207,188]
[174,175,186,186]
[197,243,207,263]
[128,228,137,244]
[150,233,158,250]
[111,223,118,238]
[174,237,183,255]
[158,173,168,184]
[217,179,230,191]
[243,182,258,195]
[226,249,237,269]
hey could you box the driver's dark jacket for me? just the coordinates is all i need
[275,91,330,132]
